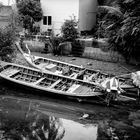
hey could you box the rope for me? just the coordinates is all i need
[119,64,132,73]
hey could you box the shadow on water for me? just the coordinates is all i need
[1,80,140,139]
[0,96,98,140]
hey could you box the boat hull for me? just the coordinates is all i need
[0,76,106,104]
[0,62,104,102]
[15,42,110,84]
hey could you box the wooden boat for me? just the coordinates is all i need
[15,42,135,90]
[15,42,112,82]
[0,61,136,106]
[0,61,105,100]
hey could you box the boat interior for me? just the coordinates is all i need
[33,58,109,83]
[0,64,103,96]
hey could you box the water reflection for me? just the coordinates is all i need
[61,119,97,140]
[0,96,97,140]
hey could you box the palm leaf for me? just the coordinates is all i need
[98,5,123,18]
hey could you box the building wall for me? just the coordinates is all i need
[40,0,79,35]
[0,19,10,28]
[79,0,97,32]
[0,5,13,28]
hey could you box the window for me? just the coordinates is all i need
[43,16,47,25]
[43,16,52,25]
[48,16,52,25]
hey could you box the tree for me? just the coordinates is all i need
[17,0,43,33]
[0,25,16,62]
[61,16,79,42]
[96,0,140,62]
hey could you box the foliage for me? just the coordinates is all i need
[17,0,43,32]
[11,8,23,33]
[61,16,79,42]
[0,109,65,140]
[94,1,123,38]
[96,0,140,62]
[0,26,16,62]
[49,36,64,55]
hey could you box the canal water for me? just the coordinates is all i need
[0,81,140,140]
[0,96,98,140]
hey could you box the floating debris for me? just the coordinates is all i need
[79,113,89,119]
[71,58,76,61]
[87,62,92,66]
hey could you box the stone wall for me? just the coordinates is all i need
[78,38,125,63]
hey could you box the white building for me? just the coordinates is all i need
[6,0,98,35]
[0,5,13,28]
[40,0,97,35]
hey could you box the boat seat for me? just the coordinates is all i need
[1,69,20,77]
[38,63,48,68]
[70,73,78,79]
[44,64,57,72]
[34,77,46,85]
[66,84,81,94]
[73,86,90,94]
[49,79,62,89]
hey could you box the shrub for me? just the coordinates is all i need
[49,36,64,55]
[61,16,79,42]
[0,26,16,62]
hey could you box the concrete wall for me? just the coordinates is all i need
[0,20,10,28]
[0,5,13,28]
[40,0,79,35]
[79,0,97,32]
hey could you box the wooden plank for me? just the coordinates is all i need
[49,79,62,89]
[1,69,20,77]
[74,86,90,94]
[66,84,81,93]
[34,77,46,85]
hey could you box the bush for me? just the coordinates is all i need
[61,16,79,42]
[49,36,64,55]
[0,26,16,62]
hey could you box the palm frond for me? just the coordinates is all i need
[98,5,123,18]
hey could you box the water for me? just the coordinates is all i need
[0,96,98,140]
[0,82,140,140]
